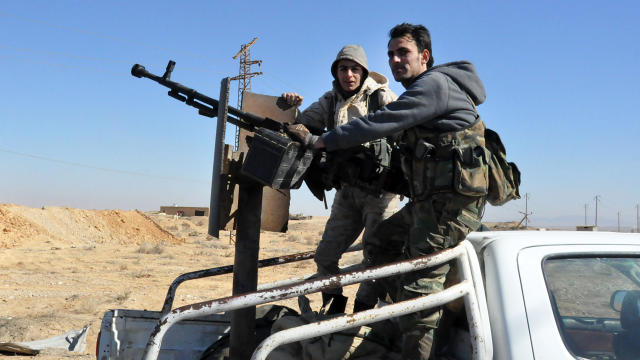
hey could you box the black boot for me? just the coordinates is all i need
[352,299,375,313]
[321,292,348,315]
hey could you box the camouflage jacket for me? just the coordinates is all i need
[296,71,397,134]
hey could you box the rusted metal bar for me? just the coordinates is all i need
[229,182,263,360]
[256,261,363,291]
[251,281,474,360]
[141,244,466,360]
[208,77,230,238]
[159,244,362,316]
[252,241,492,360]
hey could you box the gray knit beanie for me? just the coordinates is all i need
[330,44,369,79]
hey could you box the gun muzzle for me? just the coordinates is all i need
[131,64,148,78]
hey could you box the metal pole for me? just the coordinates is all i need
[636,204,639,233]
[618,211,621,232]
[208,78,230,238]
[584,204,587,226]
[525,193,529,228]
[229,181,263,360]
[594,195,600,227]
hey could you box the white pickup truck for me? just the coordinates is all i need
[97,230,640,359]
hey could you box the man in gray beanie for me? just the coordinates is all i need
[282,44,398,314]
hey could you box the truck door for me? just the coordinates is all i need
[518,244,640,359]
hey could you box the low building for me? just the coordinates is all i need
[576,225,598,231]
[160,206,209,217]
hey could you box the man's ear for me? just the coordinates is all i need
[421,49,430,67]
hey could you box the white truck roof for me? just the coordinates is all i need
[467,230,640,254]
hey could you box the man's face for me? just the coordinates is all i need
[336,60,364,92]
[388,35,429,88]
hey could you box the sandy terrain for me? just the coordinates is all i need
[0,204,354,359]
[0,204,529,359]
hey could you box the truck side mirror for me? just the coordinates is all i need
[611,290,627,312]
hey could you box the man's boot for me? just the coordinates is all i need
[352,299,375,313]
[321,292,348,315]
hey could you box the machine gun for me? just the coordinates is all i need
[132,61,313,190]
[131,61,409,198]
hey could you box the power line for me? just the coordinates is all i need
[0,11,228,64]
[0,147,208,184]
[0,55,125,76]
[0,46,231,77]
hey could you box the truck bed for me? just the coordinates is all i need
[97,309,230,360]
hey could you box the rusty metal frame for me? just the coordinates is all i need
[252,240,491,360]
[158,244,362,316]
[141,240,491,360]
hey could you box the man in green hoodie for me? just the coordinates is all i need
[289,24,489,359]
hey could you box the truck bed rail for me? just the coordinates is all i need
[142,240,492,360]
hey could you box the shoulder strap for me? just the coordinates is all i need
[326,93,337,130]
[367,88,383,114]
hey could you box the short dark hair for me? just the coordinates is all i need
[388,23,434,68]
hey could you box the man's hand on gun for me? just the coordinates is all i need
[286,123,323,149]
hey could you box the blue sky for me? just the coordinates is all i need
[1,1,639,228]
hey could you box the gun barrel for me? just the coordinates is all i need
[131,64,149,79]
[131,61,285,132]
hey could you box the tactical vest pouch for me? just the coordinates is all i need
[453,145,489,197]
[485,128,521,205]
[242,128,314,189]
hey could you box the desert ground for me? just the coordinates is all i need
[0,204,364,359]
[0,204,526,359]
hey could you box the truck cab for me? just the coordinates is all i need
[469,231,640,359]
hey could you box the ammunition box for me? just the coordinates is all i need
[241,128,313,189]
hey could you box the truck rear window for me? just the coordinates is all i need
[543,257,640,360]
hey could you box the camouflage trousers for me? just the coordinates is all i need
[314,186,398,303]
[363,191,485,359]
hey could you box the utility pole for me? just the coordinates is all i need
[230,37,263,151]
[518,193,532,228]
[618,211,621,232]
[584,203,588,225]
[636,204,639,233]
[594,195,601,227]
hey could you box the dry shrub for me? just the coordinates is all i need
[114,290,131,304]
[76,297,99,314]
[118,263,128,271]
[286,234,302,242]
[193,250,213,257]
[136,242,165,254]
[293,261,310,269]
